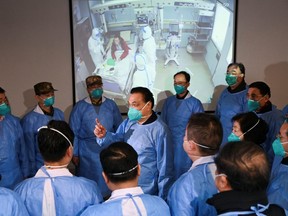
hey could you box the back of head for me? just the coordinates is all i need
[37,120,74,162]
[130,87,154,108]
[215,141,270,192]
[232,112,268,145]
[186,113,223,155]
[100,142,138,183]
[249,81,271,97]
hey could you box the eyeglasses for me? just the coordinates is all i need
[226,70,242,76]
[88,84,102,89]
[174,81,187,85]
[246,93,263,100]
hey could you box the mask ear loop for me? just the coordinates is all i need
[140,101,150,111]
[241,119,260,137]
[37,126,73,147]
[257,94,268,103]
[140,101,153,120]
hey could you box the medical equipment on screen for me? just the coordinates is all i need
[165,24,181,66]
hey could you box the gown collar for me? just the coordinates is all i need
[35,167,73,178]
[189,155,215,170]
[107,186,144,202]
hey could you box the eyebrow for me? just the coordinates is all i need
[129,101,138,105]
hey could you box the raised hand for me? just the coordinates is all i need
[94,118,106,139]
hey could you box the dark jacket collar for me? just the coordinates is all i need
[256,101,272,114]
[142,111,157,125]
[207,190,268,214]
[228,80,247,93]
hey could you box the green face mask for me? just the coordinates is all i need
[127,102,149,121]
[174,85,185,94]
[43,96,55,107]
[248,99,260,112]
[91,89,103,99]
[0,102,11,116]
[272,138,288,157]
[227,132,241,142]
[225,74,237,86]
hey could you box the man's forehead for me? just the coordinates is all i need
[227,66,241,73]
[174,74,186,82]
[248,87,260,94]
[128,93,144,103]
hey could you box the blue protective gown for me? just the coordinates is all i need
[161,93,204,179]
[0,114,29,189]
[21,105,64,176]
[0,187,29,216]
[69,97,122,197]
[97,114,174,200]
[82,187,171,216]
[215,87,248,146]
[267,155,288,211]
[256,105,285,162]
[14,167,103,216]
[167,156,218,216]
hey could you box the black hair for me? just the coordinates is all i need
[37,120,74,162]
[174,71,191,83]
[227,62,246,74]
[100,142,138,183]
[232,112,268,145]
[249,81,271,98]
[186,113,223,155]
[130,87,154,108]
[0,87,5,94]
[215,141,270,192]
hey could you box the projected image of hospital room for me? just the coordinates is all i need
[73,0,235,110]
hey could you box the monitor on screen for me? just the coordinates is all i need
[71,0,237,112]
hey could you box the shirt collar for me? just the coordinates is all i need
[85,96,106,104]
[190,155,215,170]
[107,186,144,202]
[34,104,44,114]
[34,104,54,116]
[176,90,191,99]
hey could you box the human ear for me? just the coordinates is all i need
[217,175,231,192]
[102,172,109,184]
[137,164,141,176]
